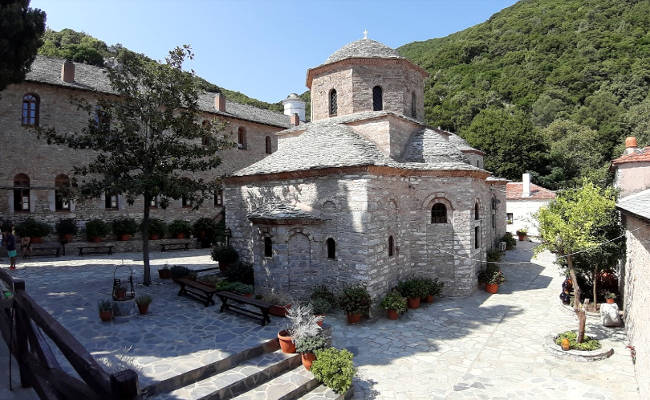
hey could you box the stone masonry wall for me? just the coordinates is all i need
[310,68,354,121]
[622,215,650,399]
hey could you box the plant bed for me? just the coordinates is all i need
[543,332,613,362]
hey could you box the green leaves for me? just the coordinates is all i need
[311,348,355,394]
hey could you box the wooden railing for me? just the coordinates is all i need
[0,268,139,399]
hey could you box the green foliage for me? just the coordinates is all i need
[486,249,503,263]
[85,219,110,240]
[215,280,253,295]
[135,295,152,306]
[224,261,254,285]
[168,220,191,237]
[310,285,337,309]
[555,330,601,351]
[309,297,332,315]
[15,218,51,238]
[294,333,328,354]
[421,277,444,296]
[170,265,190,279]
[55,218,78,236]
[211,244,240,264]
[398,0,650,186]
[0,0,46,91]
[111,218,138,236]
[380,290,407,314]
[338,285,371,314]
[397,279,428,299]
[487,270,505,285]
[478,263,502,284]
[604,292,616,300]
[144,218,167,237]
[193,217,221,247]
[501,232,516,250]
[311,347,355,394]
[97,299,112,312]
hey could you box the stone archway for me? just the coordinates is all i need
[288,232,314,293]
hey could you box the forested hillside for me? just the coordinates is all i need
[399,0,650,188]
[38,28,284,113]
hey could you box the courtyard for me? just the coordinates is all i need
[1,241,639,399]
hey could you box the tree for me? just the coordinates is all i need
[37,45,230,285]
[0,0,46,91]
[535,181,619,342]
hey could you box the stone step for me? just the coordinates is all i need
[298,384,350,400]
[153,350,301,400]
[232,364,320,400]
[142,338,280,398]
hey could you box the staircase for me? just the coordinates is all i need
[144,337,348,400]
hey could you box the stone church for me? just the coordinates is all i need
[224,38,507,300]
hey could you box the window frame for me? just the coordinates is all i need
[475,226,480,249]
[264,236,273,258]
[329,89,337,116]
[431,203,447,224]
[237,127,247,150]
[105,192,119,210]
[214,189,223,207]
[13,174,31,212]
[372,86,383,111]
[326,238,336,260]
[265,136,272,154]
[21,93,40,127]
[181,195,193,208]
[388,235,394,257]
[411,91,417,118]
[55,174,71,211]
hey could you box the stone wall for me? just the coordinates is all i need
[621,215,650,399]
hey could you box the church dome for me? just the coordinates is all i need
[325,38,402,64]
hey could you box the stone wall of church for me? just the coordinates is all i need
[0,82,282,240]
[310,67,355,121]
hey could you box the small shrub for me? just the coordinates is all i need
[211,244,240,266]
[136,295,152,306]
[479,263,502,283]
[397,279,427,299]
[144,218,167,237]
[192,217,221,247]
[501,232,516,250]
[421,277,444,296]
[380,290,407,314]
[487,249,503,263]
[98,299,113,312]
[487,270,505,285]
[311,347,355,394]
[170,265,190,279]
[15,218,51,238]
[112,218,138,236]
[225,261,253,284]
[310,285,337,309]
[55,218,78,236]
[294,333,328,354]
[310,297,332,315]
[287,303,323,342]
[85,219,110,240]
[555,330,601,351]
[168,219,191,237]
[338,285,371,315]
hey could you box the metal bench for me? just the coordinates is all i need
[216,291,271,326]
[78,245,114,256]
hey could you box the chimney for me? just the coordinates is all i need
[625,136,638,155]
[214,93,226,112]
[290,113,300,126]
[61,60,75,83]
[522,173,531,198]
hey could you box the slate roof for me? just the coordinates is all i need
[612,147,650,165]
[617,189,650,221]
[401,128,468,164]
[247,203,323,223]
[325,39,402,64]
[506,182,556,200]
[24,56,291,128]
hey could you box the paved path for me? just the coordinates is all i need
[329,241,639,399]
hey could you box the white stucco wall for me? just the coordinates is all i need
[505,199,551,236]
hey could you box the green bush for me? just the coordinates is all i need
[487,249,503,263]
[15,218,51,238]
[224,261,254,285]
[338,285,371,315]
[309,297,332,315]
[555,330,601,351]
[168,219,191,237]
[112,217,138,236]
[397,279,427,299]
[295,333,328,354]
[170,265,190,279]
[55,218,78,236]
[311,285,337,309]
[211,244,239,265]
[501,233,516,250]
[487,270,505,285]
[380,290,407,314]
[216,280,253,295]
[311,347,355,394]
[192,217,221,247]
[135,295,152,306]
[144,218,167,237]
[85,219,110,240]
[421,277,444,296]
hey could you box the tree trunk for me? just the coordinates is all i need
[567,255,585,343]
[142,194,151,286]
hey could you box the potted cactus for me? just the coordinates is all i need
[380,290,407,320]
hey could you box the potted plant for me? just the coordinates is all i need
[98,299,113,322]
[85,219,110,242]
[136,295,152,314]
[338,285,371,324]
[421,277,444,303]
[311,347,355,395]
[170,265,190,279]
[266,294,292,317]
[380,290,407,320]
[112,217,138,241]
[15,218,51,243]
[486,270,505,294]
[397,279,426,309]
[114,284,127,300]
[516,228,527,241]
[55,218,78,242]
[294,333,328,370]
[310,285,337,310]
[168,219,191,239]
[211,245,239,272]
[145,218,167,240]
[310,297,331,326]
[278,303,323,354]
[192,217,220,248]
[605,292,616,304]
[158,264,171,279]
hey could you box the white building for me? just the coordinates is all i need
[505,173,555,236]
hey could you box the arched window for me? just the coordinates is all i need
[326,238,336,259]
[372,86,383,111]
[265,136,272,154]
[13,174,30,212]
[475,202,480,220]
[475,226,480,249]
[388,235,394,257]
[329,89,337,116]
[22,94,39,126]
[431,203,447,223]
[264,236,272,258]
[411,91,417,118]
[55,174,71,211]
[237,127,247,150]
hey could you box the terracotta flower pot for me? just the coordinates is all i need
[346,312,362,324]
[278,330,295,353]
[606,298,615,304]
[175,233,185,239]
[63,234,73,241]
[90,237,102,243]
[407,297,421,309]
[387,309,399,320]
[99,310,113,322]
[269,304,291,317]
[137,304,149,315]
[486,283,499,294]
[561,338,571,351]
[424,294,434,303]
[301,352,316,370]
[30,237,43,244]
[158,269,171,279]
[517,233,526,241]
[316,314,325,327]
[150,234,160,240]
[118,234,132,241]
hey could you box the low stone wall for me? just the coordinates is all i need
[0,238,199,257]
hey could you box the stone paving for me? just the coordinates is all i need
[327,241,639,399]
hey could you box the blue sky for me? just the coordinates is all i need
[32,0,518,104]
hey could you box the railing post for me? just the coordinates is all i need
[110,369,139,399]
[12,279,32,388]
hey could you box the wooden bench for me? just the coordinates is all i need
[216,291,271,326]
[25,246,61,258]
[160,241,192,252]
[175,278,218,307]
[78,245,113,256]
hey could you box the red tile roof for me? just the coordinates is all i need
[612,147,650,165]
[506,182,556,200]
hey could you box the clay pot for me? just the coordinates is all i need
[606,298,615,304]
[175,233,185,239]
[486,283,499,294]
[99,310,113,322]
[387,309,399,320]
[269,304,291,317]
[62,234,73,242]
[30,237,43,244]
[346,312,362,324]
[115,288,127,300]
[316,314,325,327]
[158,269,171,279]
[137,304,149,315]
[561,338,571,351]
[517,233,526,241]
[407,297,421,309]
[301,352,316,370]
[90,237,102,243]
[424,294,434,303]
[150,234,160,240]
[278,330,295,353]
[118,234,132,241]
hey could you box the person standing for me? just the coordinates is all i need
[3,227,17,270]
